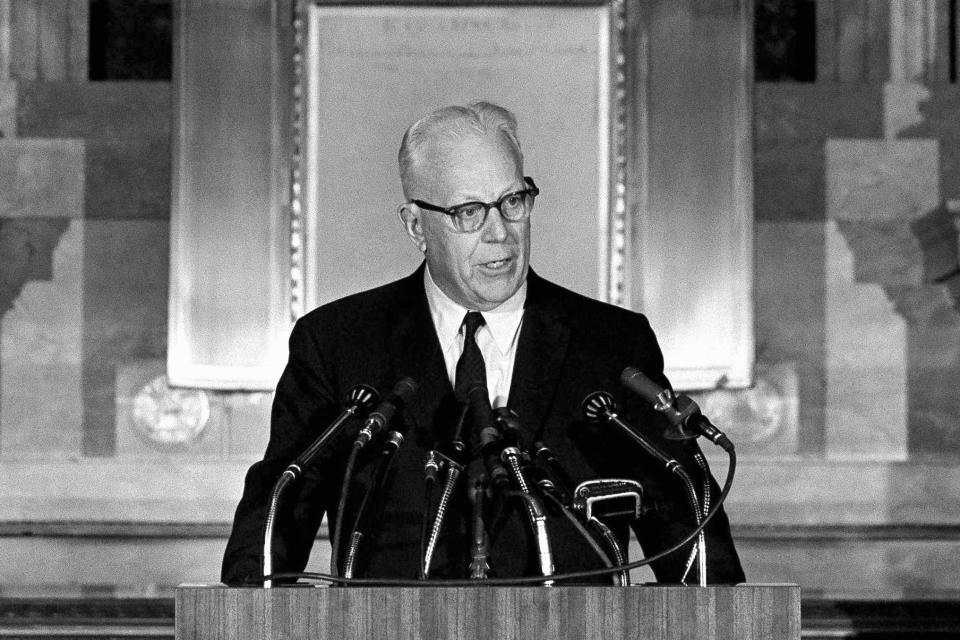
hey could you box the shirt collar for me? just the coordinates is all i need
[424,265,527,355]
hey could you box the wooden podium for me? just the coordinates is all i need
[176,583,800,639]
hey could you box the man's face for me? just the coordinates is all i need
[403,132,531,311]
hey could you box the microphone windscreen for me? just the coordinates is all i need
[620,366,664,404]
[392,377,419,405]
[345,384,380,410]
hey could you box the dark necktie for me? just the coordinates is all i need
[454,311,487,399]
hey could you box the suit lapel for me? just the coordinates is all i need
[387,264,455,446]
[508,270,571,441]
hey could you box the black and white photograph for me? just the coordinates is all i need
[0,0,958,637]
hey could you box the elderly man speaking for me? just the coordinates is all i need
[222,101,744,586]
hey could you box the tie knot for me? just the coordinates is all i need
[462,311,486,340]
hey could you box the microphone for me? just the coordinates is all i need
[620,367,733,452]
[464,385,498,502]
[264,383,379,587]
[467,384,495,442]
[354,377,419,448]
[481,399,517,490]
[493,402,522,441]
[532,442,575,505]
[581,390,708,585]
[287,384,380,476]
[581,391,685,474]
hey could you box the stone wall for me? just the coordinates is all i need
[694,0,960,597]
[0,0,270,596]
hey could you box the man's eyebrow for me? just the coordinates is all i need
[470,182,528,203]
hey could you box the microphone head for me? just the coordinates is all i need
[346,384,380,411]
[391,377,419,406]
[581,391,617,422]
[466,382,490,403]
[620,366,667,405]
[493,406,521,430]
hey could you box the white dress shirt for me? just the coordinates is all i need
[423,266,526,405]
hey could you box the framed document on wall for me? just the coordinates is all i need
[294,0,753,391]
[293,1,629,314]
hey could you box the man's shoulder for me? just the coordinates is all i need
[297,269,422,328]
[529,271,650,329]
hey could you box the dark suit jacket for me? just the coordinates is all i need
[222,265,744,585]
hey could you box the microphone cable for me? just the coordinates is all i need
[329,441,362,578]
[342,431,404,578]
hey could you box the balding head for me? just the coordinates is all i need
[398,101,523,200]
[396,102,532,311]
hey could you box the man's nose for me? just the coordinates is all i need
[481,206,509,242]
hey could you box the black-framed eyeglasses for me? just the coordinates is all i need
[411,177,540,233]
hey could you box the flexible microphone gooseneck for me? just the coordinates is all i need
[421,401,470,579]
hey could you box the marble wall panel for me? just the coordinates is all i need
[0,138,83,218]
[220,391,272,459]
[741,537,960,597]
[889,285,960,455]
[888,0,949,84]
[909,202,960,283]
[8,0,87,81]
[755,84,885,146]
[835,220,924,287]
[826,139,939,223]
[898,85,960,202]
[754,221,826,453]
[0,459,248,522]
[754,83,883,223]
[824,138,949,461]
[0,537,227,593]
[0,218,82,456]
[884,82,931,138]
[889,286,960,370]
[0,80,14,137]
[0,1,10,81]
[81,220,168,457]
[16,82,171,139]
[754,140,824,221]
[84,138,170,220]
[824,220,908,461]
[0,216,67,316]
[724,459,960,525]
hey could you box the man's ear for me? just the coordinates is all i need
[398,203,427,253]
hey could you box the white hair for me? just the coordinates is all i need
[398,101,523,199]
